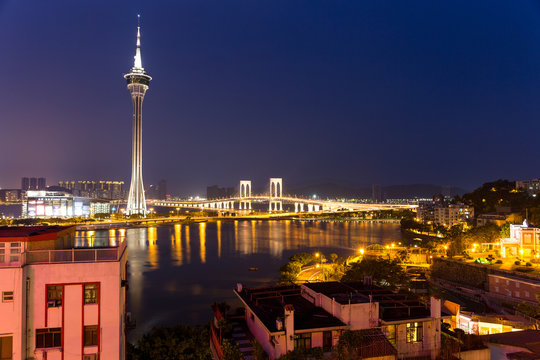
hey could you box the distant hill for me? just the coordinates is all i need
[285,182,468,199]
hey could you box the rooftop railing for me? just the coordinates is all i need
[0,240,126,266]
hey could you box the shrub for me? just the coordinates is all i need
[526,262,532,267]
[515,261,521,266]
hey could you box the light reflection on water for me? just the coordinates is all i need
[76,220,401,342]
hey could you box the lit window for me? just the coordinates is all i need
[385,325,396,345]
[406,322,423,343]
[294,333,311,349]
[47,286,62,307]
[35,328,62,348]
[84,284,98,304]
[83,326,98,346]
[2,292,13,302]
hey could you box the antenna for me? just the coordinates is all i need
[137,14,141,27]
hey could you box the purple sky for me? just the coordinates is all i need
[1,1,540,195]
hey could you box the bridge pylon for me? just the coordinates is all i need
[269,178,283,212]
[239,180,252,211]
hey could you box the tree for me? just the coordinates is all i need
[341,257,409,289]
[335,330,363,360]
[289,252,315,266]
[221,339,243,360]
[500,223,510,238]
[128,324,210,360]
[277,347,323,360]
[330,253,338,263]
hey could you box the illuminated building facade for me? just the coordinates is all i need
[500,220,540,259]
[125,17,151,216]
[23,191,90,218]
[0,226,128,360]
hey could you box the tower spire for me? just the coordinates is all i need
[134,15,143,69]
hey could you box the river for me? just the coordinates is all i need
[75,220,402,342]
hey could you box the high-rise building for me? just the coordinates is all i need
[0,226,127,360]
[21,178,29,191]
[158,179,167,200]
[58,180,125,200]
[21,177,47,190]
[372,184,382,203]
[37,177,46,190]
[125,16,151,216]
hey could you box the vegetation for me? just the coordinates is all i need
[454,179,529,214]
[341,257,409,289]
[221,339,243,360]
[277,347,324,360]
[127,324,210,360]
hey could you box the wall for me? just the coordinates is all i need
[0,267,25,360]
[26,254,126,360]
[488,274,540,304]
[244,307,285,359]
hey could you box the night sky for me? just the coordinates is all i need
[1,1,540,196]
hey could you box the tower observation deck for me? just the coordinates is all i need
[125,16,152,216]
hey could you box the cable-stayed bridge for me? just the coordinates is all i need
[149,178,417,214]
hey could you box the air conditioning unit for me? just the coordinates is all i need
[83,354,97,360]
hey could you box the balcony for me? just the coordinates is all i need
[0,240,126,267]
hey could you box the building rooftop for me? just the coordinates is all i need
[303,281,432,322]
[485,330,540,355]
[235,285,347,333]
[0,226,74,241]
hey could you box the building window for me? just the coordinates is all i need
[516,282,520,288]
[2,292,13,302]
[9,243,20,263]
[83,355,97,360]
[406,322,423,343]
[495,278,499,283]
[515,291,520,298]
[84,284,98,304]
[385,325,396,345]
[323,331,333,352]
[83,326,98,347]
[0,243,5,263]
[0,336,12,360]
[294,333,311,349]
[525,291,530,298]
[47,285,62,307]
[494,286,499,292]
[35,328,62,348]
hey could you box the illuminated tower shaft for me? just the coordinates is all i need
[125,19,152,216]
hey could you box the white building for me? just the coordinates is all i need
[213,281,444,360]
[433,203,474,227]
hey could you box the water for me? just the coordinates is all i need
[75,220,402,342]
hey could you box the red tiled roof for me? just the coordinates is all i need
[0,226,74,240]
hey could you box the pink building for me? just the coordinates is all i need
[0,226,127,360]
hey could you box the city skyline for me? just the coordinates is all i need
[1,1,540,195]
